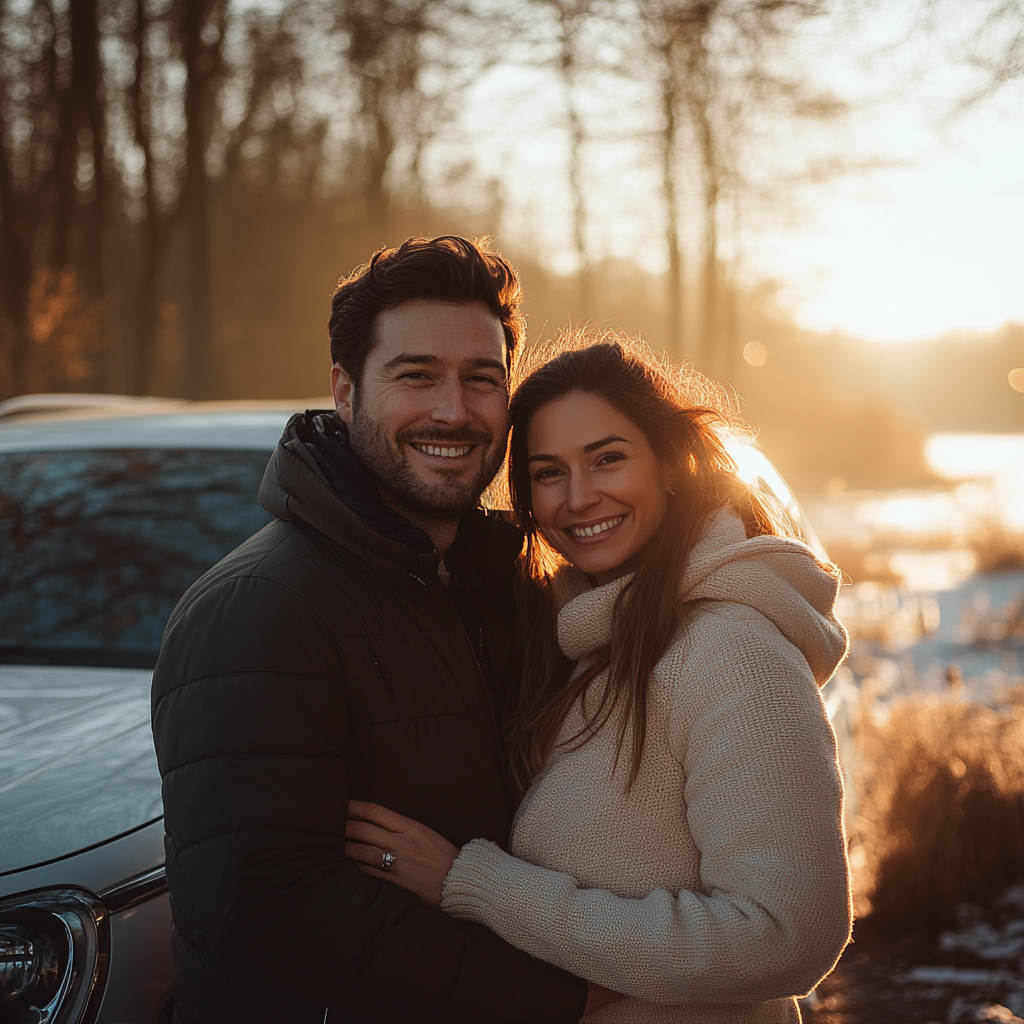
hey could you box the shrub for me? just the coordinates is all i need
[857,695,1024,933]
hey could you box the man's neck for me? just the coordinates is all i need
[377,492,459,560]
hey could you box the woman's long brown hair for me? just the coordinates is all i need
[504,337,794,797]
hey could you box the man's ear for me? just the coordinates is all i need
[332,364,355,425]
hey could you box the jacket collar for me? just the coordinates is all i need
[259,410,514,581]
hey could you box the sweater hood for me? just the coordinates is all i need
[557,509,849,685]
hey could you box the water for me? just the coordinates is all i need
[803,433,1024,593]
[821,433,1024,702]
[927,433,1024,482]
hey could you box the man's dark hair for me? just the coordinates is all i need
[328,235,525,384]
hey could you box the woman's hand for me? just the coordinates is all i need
[345,800,459,907]
[584,982,624,1015]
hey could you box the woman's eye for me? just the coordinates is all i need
[531,467,561,481]
[596,451,625,466]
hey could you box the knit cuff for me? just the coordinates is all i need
[440,838,514,924]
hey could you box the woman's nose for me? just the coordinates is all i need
[564,473,601,514]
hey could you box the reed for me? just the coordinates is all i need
[856,693,1024,933]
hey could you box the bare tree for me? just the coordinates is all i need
[638,0,848,379]
[339,0,437,234]
[958,0,1024,104]
[534,0,597,309]
[0,0,33,394]
[640,0,713,361]
[124,0,164,394]
[175,0,227,399]
[0,0,108,397]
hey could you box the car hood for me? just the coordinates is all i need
[0,665,161,874]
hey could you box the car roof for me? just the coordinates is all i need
[0,394,332,453]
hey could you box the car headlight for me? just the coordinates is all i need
[0,889,108,1024]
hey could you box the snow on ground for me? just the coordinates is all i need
[838,566,1024,705]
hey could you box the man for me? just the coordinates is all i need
[151,236,595,1023]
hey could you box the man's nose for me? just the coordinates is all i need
[430,378,472,428]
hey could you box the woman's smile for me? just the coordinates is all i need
[564,513,627,543]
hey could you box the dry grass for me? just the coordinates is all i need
[855,694,1024,934]
[972,522,1024,573]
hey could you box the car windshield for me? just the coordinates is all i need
[0,448,273,668]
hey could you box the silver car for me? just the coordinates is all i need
[0,395,305,1024]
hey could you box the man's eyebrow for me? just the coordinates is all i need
[382,353,441,369]
[382,353,506,376]
[468,357,507,375]
[528,436,630,463]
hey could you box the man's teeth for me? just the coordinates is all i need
[414,444,471,458]
[570,516,625,538]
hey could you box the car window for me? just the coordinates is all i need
[0,448,274,668]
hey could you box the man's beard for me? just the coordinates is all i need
[348,412,506,521]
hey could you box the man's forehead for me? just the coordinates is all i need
[369,300,507,365]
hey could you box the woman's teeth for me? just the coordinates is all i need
[414,444,471,458]
[570,516,625,538]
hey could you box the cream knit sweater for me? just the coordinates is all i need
[441,511,852,1023]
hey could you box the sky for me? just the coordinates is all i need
[445,2,1024,346]
[753,91,1024,343]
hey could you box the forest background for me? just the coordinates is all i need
[2,0,1022,495]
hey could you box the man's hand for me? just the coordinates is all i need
[345,800,459,907]
[584,981,623,1016]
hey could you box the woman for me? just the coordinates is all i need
[346,340,852,1022]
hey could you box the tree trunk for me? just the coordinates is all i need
[660,59,685,361]
[364,81,395,236]
[554,2,590,312]
[49,1,75,275]
[68,0,105,299]
[694,95,720,377]
[0,93,29,397]
[128,0,161,396]
[177,0,222,399]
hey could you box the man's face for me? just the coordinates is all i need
[332,299,510,520]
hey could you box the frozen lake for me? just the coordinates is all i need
[817,434,1024,703]
[804,433,1024,593]
[927,433,1024,482]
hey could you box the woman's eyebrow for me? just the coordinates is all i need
[527,435,629,463]
[582,435,629,453]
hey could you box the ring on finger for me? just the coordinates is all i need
[380,851,397,872]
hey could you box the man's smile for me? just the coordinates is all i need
[411,443,474,459]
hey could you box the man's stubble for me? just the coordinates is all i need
[348,405,508,521]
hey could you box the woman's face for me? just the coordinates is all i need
[526,392,672,586]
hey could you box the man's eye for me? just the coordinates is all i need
[398,371,429,381]
[466,375,504,388]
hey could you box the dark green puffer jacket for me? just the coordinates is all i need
[151,412,587,1024]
